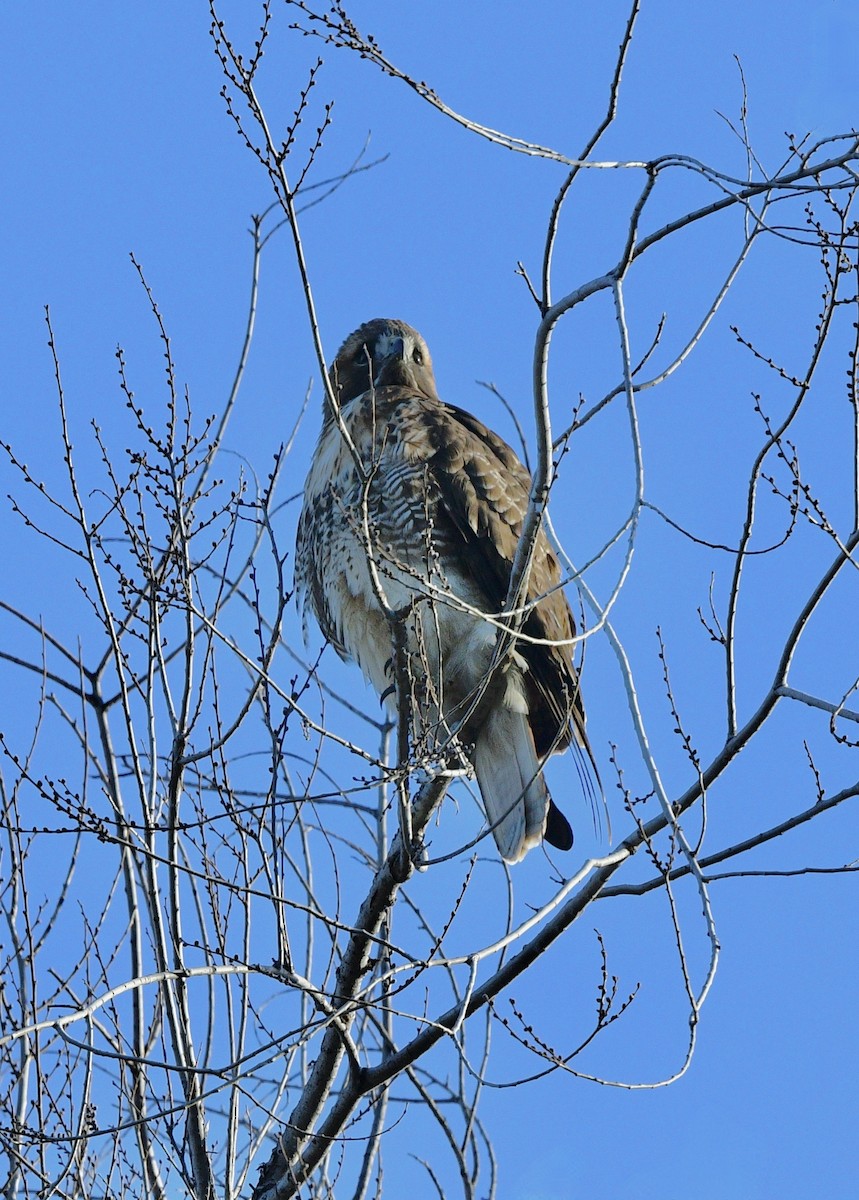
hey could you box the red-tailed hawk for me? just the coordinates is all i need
[296,318,595,862]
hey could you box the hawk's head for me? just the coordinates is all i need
[329,318,440,407]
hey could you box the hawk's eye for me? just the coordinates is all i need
[412,346,424,365]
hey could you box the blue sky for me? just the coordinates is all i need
[2,3,858,1197]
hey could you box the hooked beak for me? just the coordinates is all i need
[373,335,408,388]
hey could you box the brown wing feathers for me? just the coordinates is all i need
[426,401,586,761]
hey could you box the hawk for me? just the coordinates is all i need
[295,318,595,862]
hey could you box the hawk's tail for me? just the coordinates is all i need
[472,698,552,864]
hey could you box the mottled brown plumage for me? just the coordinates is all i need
[295,318,594,861]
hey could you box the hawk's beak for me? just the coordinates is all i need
[379,336,405,365]
[373,336,407,387]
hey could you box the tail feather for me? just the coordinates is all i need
[545,799,573,851]
[472,703,550,863]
